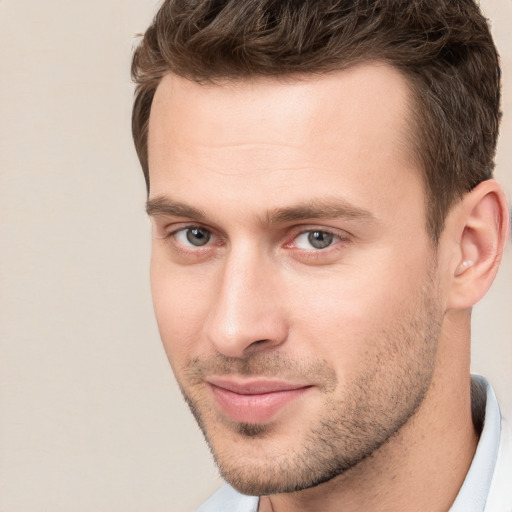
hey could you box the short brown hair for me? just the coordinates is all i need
[131,0,501,241]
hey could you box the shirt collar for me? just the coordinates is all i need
[449,375,502,512]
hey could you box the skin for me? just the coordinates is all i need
[146,63,509,512]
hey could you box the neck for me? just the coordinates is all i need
[260,311,478,512]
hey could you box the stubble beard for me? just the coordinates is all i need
[176,270,443,496]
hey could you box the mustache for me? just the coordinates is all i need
[183,352,338,390]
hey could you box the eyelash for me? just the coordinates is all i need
[286,230,344,250]
[285,228,349,263]
[163,224,349,259]
[165,225,224,254]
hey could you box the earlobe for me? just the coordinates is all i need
[447,180,509,310]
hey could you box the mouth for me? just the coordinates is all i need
[206,377,313,424]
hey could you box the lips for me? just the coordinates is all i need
[207,377,312,424]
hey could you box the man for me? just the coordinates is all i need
[131,1,511,510]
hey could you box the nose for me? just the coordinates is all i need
[203,246,289,358]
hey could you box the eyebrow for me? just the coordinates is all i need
[146,195,375,225]
[146,196,207,220]
[266,199,375,224]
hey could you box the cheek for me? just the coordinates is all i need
[285,263,421,379]
[150,255,214,369]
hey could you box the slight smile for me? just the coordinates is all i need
[207,378,314,424]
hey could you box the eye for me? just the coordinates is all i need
[174,226,212,247]
[294,230,338,250]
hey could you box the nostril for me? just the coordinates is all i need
[243,338,278,355]
[249,339,269,348]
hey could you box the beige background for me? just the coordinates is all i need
[0,1,510,511]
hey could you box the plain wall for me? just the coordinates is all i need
[0,1,510,511]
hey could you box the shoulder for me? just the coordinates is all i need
[196,484,259,512]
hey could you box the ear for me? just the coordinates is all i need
[446,179,510,310]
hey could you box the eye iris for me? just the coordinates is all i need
[308,231,333,249]
[186,227,210,246]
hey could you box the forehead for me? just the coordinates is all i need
[149,63,414,163]
[147,63,423,228]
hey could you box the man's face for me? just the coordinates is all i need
[147,64,444,495]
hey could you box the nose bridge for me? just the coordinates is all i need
[204,242,287,357]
